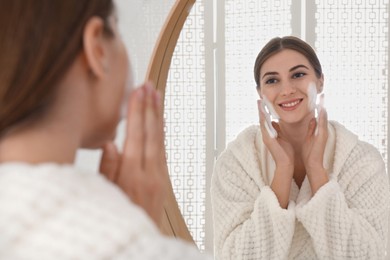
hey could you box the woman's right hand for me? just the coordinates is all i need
[258,99,294,208]
[258,100,294,169]
[99,82,168,226]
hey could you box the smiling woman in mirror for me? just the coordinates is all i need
[211,36,389,260]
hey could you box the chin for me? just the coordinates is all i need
[279,113,311,125]
[81,128,117,150]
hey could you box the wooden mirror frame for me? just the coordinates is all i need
[145,0,197,244]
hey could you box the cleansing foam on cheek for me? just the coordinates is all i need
[263,95,280,120]
[259,96,279,138]
[307,82,318,112]
[307,81,325,136]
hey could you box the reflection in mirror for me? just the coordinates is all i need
[165,0,389,258]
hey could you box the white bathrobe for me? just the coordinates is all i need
[0,163,211,260]
[211,121,390,260]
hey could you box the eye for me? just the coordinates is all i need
[265,78,278,85]
[292,72,306,79]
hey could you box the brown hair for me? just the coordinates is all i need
[254,36,322,89]
[0,0,114,136]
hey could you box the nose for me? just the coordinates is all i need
[280,81,296,96]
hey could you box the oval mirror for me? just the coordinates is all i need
[77,0,390,258]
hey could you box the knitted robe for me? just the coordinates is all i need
[0,163,212,260]
[211,121,389,260]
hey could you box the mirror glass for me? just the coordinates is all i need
[165,0,389,256]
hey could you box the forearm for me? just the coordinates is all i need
[306,167,329,195]
[271,166,293,209]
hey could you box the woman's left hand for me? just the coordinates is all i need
[98,83,168,226]
[302,95,329,193]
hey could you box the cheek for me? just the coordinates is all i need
[120,54,134,119]
[260,88,278,102]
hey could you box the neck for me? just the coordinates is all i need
[278,112,315,153]
[278,112,317,187]
[0,116,82,165]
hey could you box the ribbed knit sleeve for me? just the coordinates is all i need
[296,142,390,259]
[212,148,296,260]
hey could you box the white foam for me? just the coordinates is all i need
[307,82,317,112]
[263,96,280,120]
[259,100,277,138]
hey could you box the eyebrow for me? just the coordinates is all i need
[261,64,310,79]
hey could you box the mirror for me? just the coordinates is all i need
[165,0,389,256]
[77,0,389,258]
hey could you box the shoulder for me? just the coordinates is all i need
[213,125,265,187]
[0,163,160,256]
[0,163,211,259]
[118,235,212,259]
[329,122,387,189]
[329,120,383,164]
[215,125,260,167]
[218,125,260,158]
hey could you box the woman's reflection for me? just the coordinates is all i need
[211,36,389,259]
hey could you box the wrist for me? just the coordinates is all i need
[306,164,326,176]
[275,163,294,175]
[306,167,329,194]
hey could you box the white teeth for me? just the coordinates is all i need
[281,100,301,107]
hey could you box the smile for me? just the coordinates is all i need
[279,99,303,109]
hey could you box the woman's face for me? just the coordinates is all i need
[259,49,323,124]
[87,16,132,148]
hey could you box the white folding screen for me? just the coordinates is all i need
[314,0,388,167]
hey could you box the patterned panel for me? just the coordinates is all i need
[225,0,292,144]
[165,0,206,251]
[315,0,388,164]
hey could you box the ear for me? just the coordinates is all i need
[318,73,324,93]
[83,17,110,79]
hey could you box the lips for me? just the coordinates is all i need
[279,98,303,110]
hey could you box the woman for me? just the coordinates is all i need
[0,1,210,259]
[211,36,389,259]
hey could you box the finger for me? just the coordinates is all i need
[144,82,160,172]
[99,142,120,181]
[154,89,165,154]
[271,121,281,136]
[122,86,145,171]
[306,118,316,139]
[155,91,169,175]
[257,100,267,132]
[317,94,328,135]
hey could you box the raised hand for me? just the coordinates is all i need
[258,99,294,169]
[301,94,329,194]
[258,99,294,208]
[99,82,168,225]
